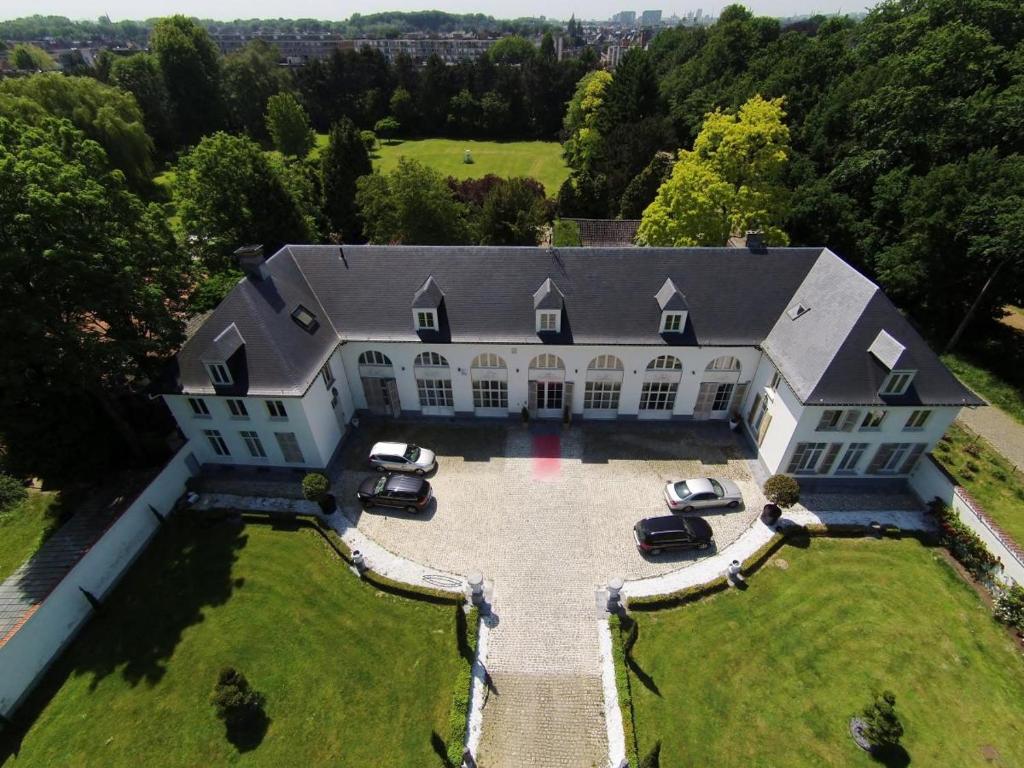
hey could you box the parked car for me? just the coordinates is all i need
[633,515,714,555]
[664,477,742,512]
[368,441,437,474]
[356,473,432,512]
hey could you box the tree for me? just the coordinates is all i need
[563,70,612,172]
[488,36,536,65]
[860,691,904,751]
[0,114,188,480]
[11,43,56,71]
[150,15,224,146]
[173,132,312,271]
[265,92,314,158]
[322,117,373,242]
[211,667,267,748]
[540,32,556,60]
[389,86,417,130]
[222,40,293,140]
[637,95,790,246]
[374,116,400,144]
[478,178,548,245]
[620,151,675,218]
[110,53,174,153]
[356,158,471,245]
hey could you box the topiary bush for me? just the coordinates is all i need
[0,473,28,512]
[301,472,330,502]
[211,666,268,749]
[763,474,800,508]
[861,690,904,750]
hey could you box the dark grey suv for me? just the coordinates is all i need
[356,473,432,513]
[633,515,713,555]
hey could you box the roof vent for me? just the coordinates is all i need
[786,302,810,320]
[234,244,266,280]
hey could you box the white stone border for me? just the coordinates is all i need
[598,618,626,768]
[465,602,493,758]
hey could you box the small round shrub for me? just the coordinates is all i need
[301,472,330,502]
[861,690,904,750]
[994,584,1024,631]
[763,474,800,508]
[965,460,980,473]
[0,473,28,512]
[211,666,266,736]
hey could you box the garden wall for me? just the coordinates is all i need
[909,454,1024,585]
[0,446,197,719]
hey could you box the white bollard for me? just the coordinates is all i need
[352,549,367,575]
[468,572,484,606]
[607,576,624,611]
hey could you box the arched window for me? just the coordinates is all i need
[647,355,682,371]
[588,354,624,371]
[415,351,449,368]
[359,350,392,366]
[706,356,741,372]
[530,353,565,370]
[472,353,507,369]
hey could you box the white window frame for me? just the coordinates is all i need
[588,355,623,371]
[359,350,391,366]
[204,429,230,456]
[639,382,678,410]
[647,355,682,371]
[881,370,914,396]
[205,362,232,386]
[226,399,248,418]
[710,383,734,411]
[472,380,507,408]
[415,351,449,368]
[530,354,564,370]
[661,312,683,332]
[240,430,266,458]
[881,443,912,473]
[904,409,931,431]
[816,410,844,431]
[320,360,335,388]
[266,399,288,420]
[188,397,210,417]
[537,310,560,333]
[859,409,886,431]
[584,381,621,410]
[417,378,454,407]
[472,353,506,369]
[415,310,437,330]
[706,356,740,372]
[789,442,827,474]
[836,442,869,474]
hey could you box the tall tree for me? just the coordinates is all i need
[478,177,548,245]
[150,15,224,146]
[321,117,373,242]
[637,95,790,246]
[0,114,188,480]
[222,40,294,140]
[562,70,613,172]
[266,91,314,158]
[11,43,56,70]
[110,53,174,153]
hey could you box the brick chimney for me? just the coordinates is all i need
[745,230,766,253]
[234,244,266,280]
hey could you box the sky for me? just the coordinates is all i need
[0,0,874,24]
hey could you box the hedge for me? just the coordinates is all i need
[446,606,480,766]
[611,614,640,768]
[927,498,1001,581]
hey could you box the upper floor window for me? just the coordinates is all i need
[188,397,210,417]
[226,399,248,418]
[860,409,886,430]
[530,353,564,370]
[415,310,437,330]
[816,410,844,431]
[706,356,741,372]
[415,351,449,368]
[359,350,391,366]
[904,410,931,430]
[472,353,506,369]
[881,370,914,396]
[537,311,560,333]
[768,370,782,391]
[661,313,684,332]
[588,355,623,371]
[266,400,288,419]
[206,362,232,386]
[320,360,335,388]
[647,355,682,371]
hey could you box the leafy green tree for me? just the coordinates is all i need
[11,43,56,70]
[173,132,312,270]
[150,15,224,146]
[637,95,790,246]
[563,70,613,172]
[389,86,417,130]
[356,158,471,245]
[322,117,373,242]
[223,40,294,140]
[0,73,154,188]
[488,36,536,65]
[374,116,400,144]
[0,114,188,480]
[265,91,314,158]
[478,178,548,245]
[861,691,904,750]
[556,171,609,219]
[447,89,481,136]
[110,53,174,153]
[540,32,556,60]
[187,269,244,313]
[620,151,675,218]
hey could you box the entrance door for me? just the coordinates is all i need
[384,379,401,416]
[535,381,563,418]
[362,377,400,416]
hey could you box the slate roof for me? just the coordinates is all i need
[165,244,981,407]
[412,275,445,309]
[533,278,565,310]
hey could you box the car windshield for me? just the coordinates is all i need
[374,477,387,494]
[710,479,724,497]
[673,481,690,497]
[404,445,421,461]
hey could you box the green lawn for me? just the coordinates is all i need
[371,138,569,198]
[943,353,1024,426]
[622,537,1024,767]
[933,423,1024,547]
[0,516,462,767]
[0,491,62,582]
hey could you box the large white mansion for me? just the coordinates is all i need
[162,244,981,480]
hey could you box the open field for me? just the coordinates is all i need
[0,516,462,767]
[0,492,61,583]
[623,536,1024,767]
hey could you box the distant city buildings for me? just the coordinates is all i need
[640,10,663,26]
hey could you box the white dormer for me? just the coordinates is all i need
[533,278,564,334]
[203,323,245,387]
[412,275,444,332]
[655,278,688,333]
[869,330,915,396]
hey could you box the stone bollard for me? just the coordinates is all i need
[468,573,484,607]
[607,577,624,612]
[352,550,367,576]
[726,559,745,586]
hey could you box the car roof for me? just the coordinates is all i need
[372,441,408,454]
[385,474,426,493]
[683,517,713,539]
[679,478,714,495]
[642,515,690,534]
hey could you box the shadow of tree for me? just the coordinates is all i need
[430,730,456,768]
[222,708,270,753]
[872,744,911,767]
[621,616,661,697]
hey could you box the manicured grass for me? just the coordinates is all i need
[943,353,1024,425]
[933,423,1024,547]
[622,537,1024,767]
[0,491,61,582]
[0,516,462,767]
[371,138,570,198]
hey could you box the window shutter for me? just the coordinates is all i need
[527,381,538,414]
[900,443,926,474]
[866,444,894,475]
[694,382,716,416]
[815,412,833,431]
[757,412,773,446]
[730,382,749,414]
[563,381,574,413]
[818,443,842,474]
[840,410,860,432]
[747,392,763,424]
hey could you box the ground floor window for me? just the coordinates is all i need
[473,380,507,409]
[584,381,621,410]
[417,378,453,408]
[275,432,304,463]
[836,442,869,474]
[868,442,926,474]
[639,382,677,411]
[787,442,827,473]
[711,383,734,411]
[240,430,266,458]
[204,429,229,456]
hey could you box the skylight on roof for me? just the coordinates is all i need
[291,305,318,332]
[786,303,810,320]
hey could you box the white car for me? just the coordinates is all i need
[368,442,437,475]
[664,477,742,512]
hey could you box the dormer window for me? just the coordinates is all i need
[206,362,232,386]
[416,310,437,330]
[537,310,560,333]
[662,312,684,332]
[881,370,914,396]
[655,278,687,334]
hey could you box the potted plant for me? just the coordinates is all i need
[521,405,530,424]
[728,408,742,431]
[302,472,334,514]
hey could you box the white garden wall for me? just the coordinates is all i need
[0,446,197,719]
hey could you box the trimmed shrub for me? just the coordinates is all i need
[0,473,28,512]
[994,584,1024,631]
[301,472,330,502]
[763,474,800,508]
[928,499,1000,580]
[211,666,267,744]
[860,690,904,750]
[446,607,479,766]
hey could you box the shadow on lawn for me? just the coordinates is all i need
[872,744,911,767]
[0,514,247,762]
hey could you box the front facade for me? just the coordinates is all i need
[162,244,981,480]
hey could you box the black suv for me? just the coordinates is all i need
[356,473,432,513]
[633,515,713,555]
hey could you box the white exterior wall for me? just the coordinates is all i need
[739,353,803,473]
[304,346,356,464]
[338,342,761,419]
